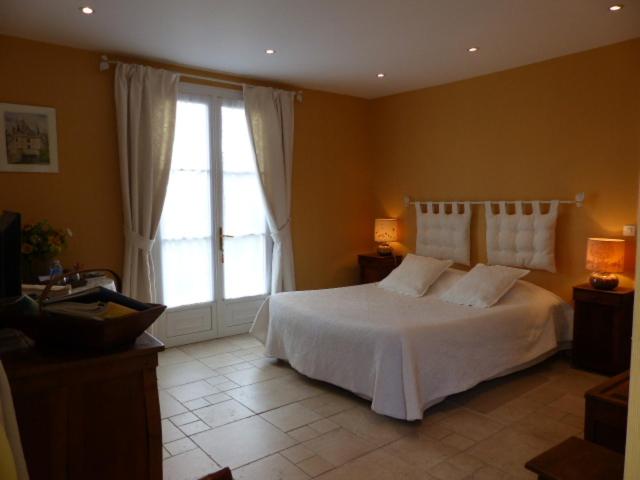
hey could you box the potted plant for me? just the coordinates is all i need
[21,220,72,283]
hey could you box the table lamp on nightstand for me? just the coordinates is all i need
[374,218,398,256]
[585,237,625,290]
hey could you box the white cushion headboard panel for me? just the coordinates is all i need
[485,200,558,272]
[415,202,472,265]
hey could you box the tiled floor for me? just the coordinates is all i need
[157,335,605,480]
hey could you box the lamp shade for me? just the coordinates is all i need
[374,218,398,243]
[585,238,625,273]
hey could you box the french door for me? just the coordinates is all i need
[152,83,270,346]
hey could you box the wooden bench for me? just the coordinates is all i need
[525,436,624,480]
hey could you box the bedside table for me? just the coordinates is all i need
[358,254,402,284]
[572,284,634,375]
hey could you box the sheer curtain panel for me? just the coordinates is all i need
[243,86,296,294]
[115,64,179,302]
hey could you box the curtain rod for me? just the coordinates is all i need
[404,192,585,208]
[99,55,303,102]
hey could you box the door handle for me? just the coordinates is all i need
[218,227,234,251]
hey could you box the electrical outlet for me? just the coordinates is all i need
[622,224,636,237]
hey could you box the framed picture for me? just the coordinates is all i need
[0,103,58,173]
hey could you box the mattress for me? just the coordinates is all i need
[251,269,573,420]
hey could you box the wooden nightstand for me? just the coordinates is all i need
[572,284,634,375]
[358,254,402,284]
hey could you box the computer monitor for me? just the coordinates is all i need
[0,211,22,299]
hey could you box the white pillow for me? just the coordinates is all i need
[440,263,530,308]
[379,254,453,297]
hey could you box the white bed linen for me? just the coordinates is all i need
[251,269,572,420]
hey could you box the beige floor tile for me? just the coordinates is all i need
[162,419,186,443]
[167,380,220,403]
[446,453,486,475]
[297,456,334,477]
[215,380,241,392]
[162,448,219,480]
[281,444,316,464]
[216,365,240,375]
[227,375,325,413]
[179,339,237,359]
[179,420,210,436]
[163,447,171,459]
[522,384,567,405]
[441,433,476,451]
[206,375,231,386]
[299,391,363,417]
[315,449,433,480]
[309,418,340,434]
[160,391,189,418]
[194,399,255,428]
[204,392,231,405]
[233,454,310,480]
[183,398,210,411]
[420,422,454,440]
[487,397,542,424]
[467,428,551,478]
[227,334,264,349]
[438,409,504,441]
[192,416,296,469]
[226,365,293,386]
[261,403,323,432]
[235,350,264,362]
[289,425,321,442]
[470,466,511,479]
[165,437,198,456]
[303,428,377,466]
[548,394,585,416]
[200,353,245,370]
[384,433,461,470]
[159,348,194,366]
[451,372,548,414]
[158,361,217,389]
[560,413,584,429]
[512,412,581,444]
[170,412,199,426]
[429,461,470,480]
[329,406,415,447]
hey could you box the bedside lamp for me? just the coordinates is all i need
[374,218,398,256]
[585,237,625,290]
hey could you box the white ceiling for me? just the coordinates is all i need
[1,0,638,98]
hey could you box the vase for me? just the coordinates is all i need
[22,257,52,284]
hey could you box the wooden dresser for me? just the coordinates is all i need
[584,370,629,454]
[572,284,634,375]
[358,254,402,283]
[1,333,164,480]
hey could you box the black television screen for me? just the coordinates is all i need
[0,211,21,299]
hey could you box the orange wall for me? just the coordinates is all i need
[2,34,639,299]
[0,35,373,290]
[370,38,640,300]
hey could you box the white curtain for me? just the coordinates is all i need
[115,64,178,302]
[243,86,296,293]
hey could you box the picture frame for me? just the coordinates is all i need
[0,103,59,173]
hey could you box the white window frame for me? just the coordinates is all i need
[151,82,270,346]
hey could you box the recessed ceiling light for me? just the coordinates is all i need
[377,73,385,78]
[265,49,276,55]
[79,6,94,15]
[468,47,479,53]
[609,4,623,11]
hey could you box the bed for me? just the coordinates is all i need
[251,268,572,421]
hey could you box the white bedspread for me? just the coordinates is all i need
[251,269,572,420]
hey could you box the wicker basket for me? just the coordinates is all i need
[26,269,166,351]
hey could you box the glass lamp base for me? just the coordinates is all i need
[589,272,619,290]
[377,243,392,256]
